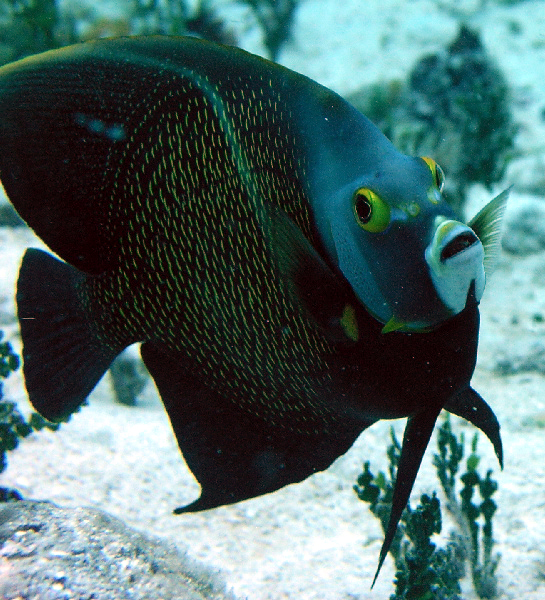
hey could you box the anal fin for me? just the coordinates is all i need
[17,248,124,421]
[141,341,365,512]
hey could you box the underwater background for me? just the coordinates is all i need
[0,0,545,598]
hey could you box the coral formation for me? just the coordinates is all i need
[0,0,301,66]
[355,418,500,599]
[0,0,235,65]
[109,350,148,407]
[347,25,517,214]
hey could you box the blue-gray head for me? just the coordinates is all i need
[305,98,508,332]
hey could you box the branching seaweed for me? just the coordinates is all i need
[354,417,500,599]
[0,331,59,499]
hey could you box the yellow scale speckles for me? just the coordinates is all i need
[85,70,339,433]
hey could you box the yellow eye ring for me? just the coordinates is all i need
[421,156,445,192]
[353,188,391,233]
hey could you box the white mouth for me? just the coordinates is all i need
[426,219,485,314]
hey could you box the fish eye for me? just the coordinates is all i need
[353,188,391,233]
[421,156,445,192]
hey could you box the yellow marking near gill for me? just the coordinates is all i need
[340,304,359,341]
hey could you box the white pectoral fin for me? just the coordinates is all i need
[469,187,510,276]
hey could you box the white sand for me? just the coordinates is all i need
[2,0,545,598]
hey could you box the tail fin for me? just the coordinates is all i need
[17,248,124,421]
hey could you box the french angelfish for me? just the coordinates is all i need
[0,36,507,581]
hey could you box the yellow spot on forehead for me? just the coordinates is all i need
[434,216,458,238]
[427,216,463,259]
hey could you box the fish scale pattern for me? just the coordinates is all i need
[84,71,341,433]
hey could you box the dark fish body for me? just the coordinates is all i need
[0,36,503,580]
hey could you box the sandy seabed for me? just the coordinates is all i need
[2,0,545,598]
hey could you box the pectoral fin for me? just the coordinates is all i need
[445,386,503,468]
[469,187,510,276]
[266,203,359,344]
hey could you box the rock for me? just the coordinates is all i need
[0,500,238,600]
[494,341,545,377]
[502,196,545,256]
[109,347,149,407]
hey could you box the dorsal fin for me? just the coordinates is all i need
[0,45,136,273]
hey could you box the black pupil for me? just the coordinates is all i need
[355,196,372,223]
[435,168,443,189]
